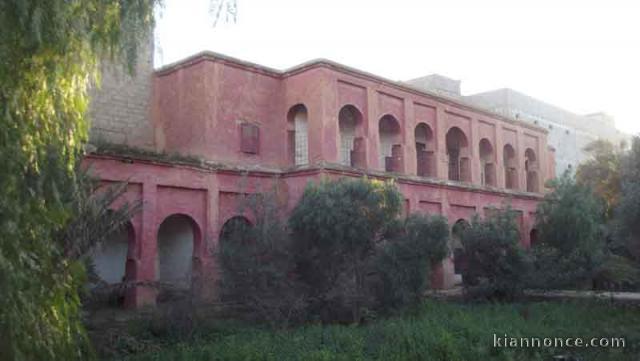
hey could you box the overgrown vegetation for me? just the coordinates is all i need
[0,1,156,359]
[374,213,449,310]
[218,178,450,326]
[105,300,640,361]
[289,178,404,323]
[615,136,640,263]
[460,207,532,301]
[530,173,608,289]
[218,192,306,328]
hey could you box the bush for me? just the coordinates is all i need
[460,207,532,301]
[218,192,306,328]
[289,178,402,323]
[374,213,449,311]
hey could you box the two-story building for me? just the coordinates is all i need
[87,50,555,308]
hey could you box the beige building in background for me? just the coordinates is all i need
[407,74,630,176]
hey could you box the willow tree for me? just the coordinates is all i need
[0,1,157,360]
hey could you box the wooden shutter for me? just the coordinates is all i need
[240,123,259,154]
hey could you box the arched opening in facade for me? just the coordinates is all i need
[91,221,134,285]
[219,216,252,244]
[157,214,198,295]
[378,114,402,172]
[503,144,518,189]
[451,219,470,284]
[446,127,470,182]
[479,138,496,186]
[529,228,538,247]
[415,123,435,177]
[338,105,365,168]
[525,148,539,192]
[287,104,309,166]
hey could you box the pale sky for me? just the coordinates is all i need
[154,0,640,134]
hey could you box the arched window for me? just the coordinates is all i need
[479,138,496,186]
[157,214,198,292]
[338,105,364,167]
[378,115,402,172]
[287,104,309,166]
[415,123,435,177]
[503,144,518,189]
[525,148,539,192]
[446,127,470,182]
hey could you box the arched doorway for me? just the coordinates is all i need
[378,114,402,172]
[219,216,252,244]
[415,123,435,177]
[525,148,539,192]
[157,214,199,294]
[529,228,538,247]
[479,138,496,186]
[287,104,309,166]
[451,219,470,284]
[446,127,470,182]
[503,144,518,189]
[91,221,134,285]
[338,105,365,167]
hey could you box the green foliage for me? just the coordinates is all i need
[531,173,608,289]
[218,192,306,328]
[374,213,449,311]
[0,1,156,360]
[113,301,640,361]
[460,207,532,301]
[289,178,403,323]
[576,139,624,219]
[616,136,640,261]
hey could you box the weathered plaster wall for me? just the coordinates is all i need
[85,154,542,306]
[87,52,556,308]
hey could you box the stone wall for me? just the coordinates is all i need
[88,35,155,149]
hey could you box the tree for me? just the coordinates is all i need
[374,213,449,310]
[616,136,640,261]
[460,207,531,301]
[289,178,402,323]
[0,1,156,360]
[531,173,607,289]
[576,139,624,219]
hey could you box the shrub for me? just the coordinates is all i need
[374,213,449,311]
[289,178,402,323]
[460,207,531,301]
[218,192,306,328]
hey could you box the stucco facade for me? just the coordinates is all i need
[86,51,555,308]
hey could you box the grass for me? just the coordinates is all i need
[105,300,640,361]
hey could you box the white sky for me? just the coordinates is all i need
[155,0,640,134]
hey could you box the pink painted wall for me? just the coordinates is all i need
[152,54,552,192]
[87,53,554,307]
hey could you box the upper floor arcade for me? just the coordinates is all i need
[153,52,555,194]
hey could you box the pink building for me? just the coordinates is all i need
[87,51,555,308]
